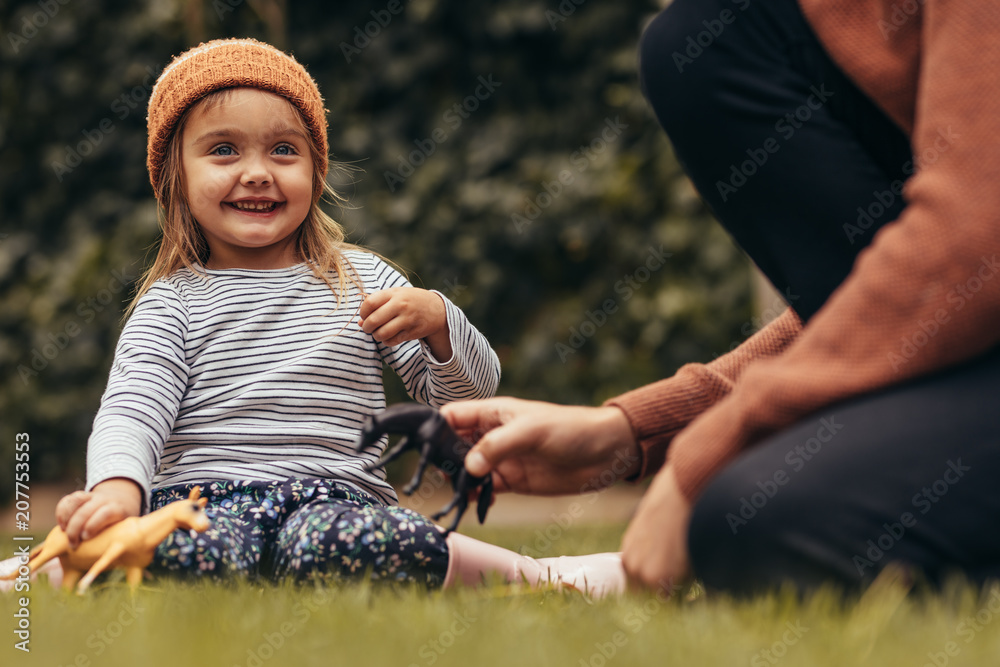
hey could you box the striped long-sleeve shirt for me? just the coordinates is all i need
[86,251,501,508]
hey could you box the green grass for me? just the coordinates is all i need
[4,523,1000,667]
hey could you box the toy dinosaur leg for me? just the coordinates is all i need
[402,442,434,495]
[25,539,52,564]
[8,533,64,580]
[443,531,626,598]
[429,469,473,534]
[125,566,145,592]
[60,567,82,593]
[77,541,127,594]
[369,436,412,469]
[430,491,468,534]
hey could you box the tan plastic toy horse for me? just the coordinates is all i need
[1,487,210,594]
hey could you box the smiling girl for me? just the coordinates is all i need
[28,38,623,594]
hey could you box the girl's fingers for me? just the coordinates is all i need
[63,498,97,548]
[359,289,393,320]
[371,319,411,346]
[81,504,124,543]
[360,289,443,345]
[360,299,404,335]
[55,490,91,530]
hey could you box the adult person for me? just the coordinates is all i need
[442,0,1000,596]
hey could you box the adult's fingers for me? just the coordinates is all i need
[463,419,539,478]
[442,398,553,477]
[440,398,511,434]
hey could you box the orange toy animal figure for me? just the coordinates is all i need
[1,487,210,594]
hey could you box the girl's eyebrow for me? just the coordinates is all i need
[191,125,309,145]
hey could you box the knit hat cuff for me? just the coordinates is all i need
[146,38,328,200]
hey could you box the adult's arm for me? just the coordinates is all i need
[604,307,802,479]
[447,310,801,497]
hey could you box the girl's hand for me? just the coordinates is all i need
[620,464,692,591]
[359,288,452,361]
[56,478,143,549]
[441,398,641,496]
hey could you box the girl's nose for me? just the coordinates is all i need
[240,155,272,187]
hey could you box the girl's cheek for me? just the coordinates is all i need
[193,172,234,206]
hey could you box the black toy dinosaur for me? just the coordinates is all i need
[355,403,493,534]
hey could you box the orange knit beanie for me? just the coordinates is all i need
[146,38,328,201]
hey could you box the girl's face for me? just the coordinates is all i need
[181,88,314,270]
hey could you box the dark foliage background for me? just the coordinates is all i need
[0,0,756,499]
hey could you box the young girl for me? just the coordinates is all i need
[2,38,623,595]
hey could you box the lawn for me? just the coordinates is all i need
[3,522,1000,667]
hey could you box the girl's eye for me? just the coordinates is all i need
[273,144,297,156]
[212,145,236,157]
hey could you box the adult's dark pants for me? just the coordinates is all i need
[640,0,1000,595]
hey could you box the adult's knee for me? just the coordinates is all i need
[687,465,855,596]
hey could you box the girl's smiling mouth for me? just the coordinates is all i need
[227,199,283,214]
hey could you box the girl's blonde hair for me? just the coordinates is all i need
[127,89,366,319]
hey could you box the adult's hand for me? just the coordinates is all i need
[441,397,641,496]
[621,464,692,590]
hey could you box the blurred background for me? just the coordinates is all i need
[0,0,776,507]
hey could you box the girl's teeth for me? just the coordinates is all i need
[232,201,277,211]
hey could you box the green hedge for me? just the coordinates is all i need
[0,0,753,495]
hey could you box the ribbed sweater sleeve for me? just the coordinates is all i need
[667,1,1000,501]
[86,284,190,509]
[604,307,801,479]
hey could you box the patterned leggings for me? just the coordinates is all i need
[148,478,450,586]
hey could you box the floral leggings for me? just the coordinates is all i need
[149,478,450,586]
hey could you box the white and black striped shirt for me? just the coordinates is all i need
[86,251,501,508]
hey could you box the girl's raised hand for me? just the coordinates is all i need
[55,478,143,549]
[359,287,452,361]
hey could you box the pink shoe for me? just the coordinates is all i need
[443,532,625,598]
[0,554,63,592]
[535,552,626,598]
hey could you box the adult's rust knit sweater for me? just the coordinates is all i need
[607,0,1000,500]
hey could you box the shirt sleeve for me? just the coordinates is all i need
[604,307,802,479]
[368,258,501,406]
[667,2,1000,500]
[86,283,190,511]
